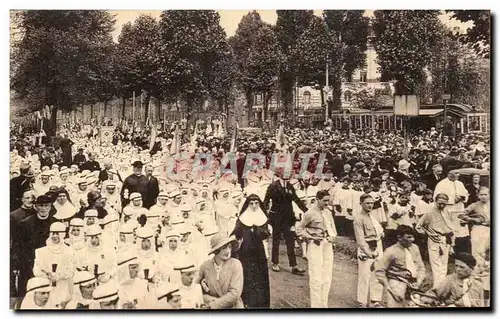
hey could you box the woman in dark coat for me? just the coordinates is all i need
[231,194,270,308]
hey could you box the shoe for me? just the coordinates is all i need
[291,267,306,275]
[302,256,308,260]
[357,303,366,308]
[271,264,280,272]
[370,301,384,308]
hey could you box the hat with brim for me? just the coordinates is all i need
[93,282,119,303]
[26,277,53,294]
[50,222,67,233]
[132,161,144,168]
[36,195,52,204]
[209,233,237,255]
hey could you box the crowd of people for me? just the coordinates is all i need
[9,119,490,309]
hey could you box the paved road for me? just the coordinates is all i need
[269,245,359,309]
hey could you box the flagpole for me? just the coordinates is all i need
[132,91,136,123]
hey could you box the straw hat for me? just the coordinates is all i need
[209,233,237,255]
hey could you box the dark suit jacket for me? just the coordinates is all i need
[424,173,444,191]
[263,180,308,227]
[10,176,33,211]
[144,176,160,209]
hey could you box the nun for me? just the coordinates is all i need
[136,227,170,290]
[33,222,75,307]
[117,252,148,309]
[231,194,271,308]
[65,271,98,309]
[77,224,116,284]
[53,188,77,227]
[20,277,56,309]
[174,256,204,309]
[92,282,120,309]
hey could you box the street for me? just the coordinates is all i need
[270,239,359,308]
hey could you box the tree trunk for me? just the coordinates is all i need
[121,97,126,120]
[50,106,58,138]
[90,104,95,119]
[142,89,151,125]
[245,90,253,126]
[186,98,193,137]
[103,102,108,119]
[157,97,162,123]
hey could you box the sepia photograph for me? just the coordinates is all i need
[8,8,491,310]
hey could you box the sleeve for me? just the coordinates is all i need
[353,218,371,256]
[433,181,445,200]
[415,211,430,233]
[209,260,244,309]
[296,210,312,239]
[231,220,243,240]
[262,184,272,212]
[32,249,46,278]
[464,203,476,214]
[291,185,308,212]
[374,249,393,286]
[413,245,426,284]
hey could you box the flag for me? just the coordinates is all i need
[170,124,180,155]
[276,124,286,151]
[149,122,157,151]
[230,122,239,153]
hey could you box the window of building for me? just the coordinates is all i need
[344,91,352,102]
[303,91,311,104]
[360,71,367,83]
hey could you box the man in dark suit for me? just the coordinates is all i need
[16,195,55,296]
[424,164,444,191]
[10,167,35,211]
[81,152,101,172]
[263,171,308,275]
[121,161,150,208]
[419,149,438,176]
[144,164,160,209]
[73,148,87,167]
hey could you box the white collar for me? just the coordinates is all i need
[239,208,267,227]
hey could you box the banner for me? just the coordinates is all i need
[100,126,114,145]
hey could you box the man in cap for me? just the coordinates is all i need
[19,277,55,309]
[33,222,75,307]
[375,225,425,308]
[432,252,484,307]
[121,160,150,208]
[65,271,98,309]
[17,195,56,296]
[415,193,456,288]
[173,256,204,309]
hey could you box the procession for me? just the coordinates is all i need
[9,9,491,310]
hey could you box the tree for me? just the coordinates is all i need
[207,41,237,118]
[323,10,369,115]
[11,10,116,135]
[246,25,284,123]
[157,10,228,134]
[229,11,266,122]
[446,10,490,58]
[275,10,314,117]
[372,10,442,95]
[116,15,161,122]
[424,27,490,111]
